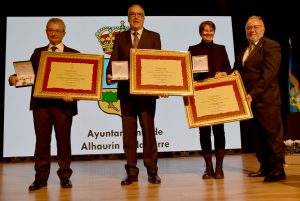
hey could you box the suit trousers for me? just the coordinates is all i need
[33,106,73,181]
[250,105,285,173]
[120,95,158,176]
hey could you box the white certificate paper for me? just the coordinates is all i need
[192,55,208,73]
[112,61,129,80]
[13,60,35,87]
[194,84,239,116]
[140,59,183,86]
[47,62,94,89]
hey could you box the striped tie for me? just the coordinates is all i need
[132,32,139,48]
[248,43,255,54]
[51,46,57,52]
[242,44,255,65]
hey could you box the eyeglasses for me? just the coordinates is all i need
[246,25,263,31]
[46,29,64,34]
[129,12,144,19]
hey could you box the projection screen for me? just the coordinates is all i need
[4,16,239,157]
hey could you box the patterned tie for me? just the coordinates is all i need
[51,46,57,52]
[242,44,255,65]
[132,32,139,48]
[248,43,255,54]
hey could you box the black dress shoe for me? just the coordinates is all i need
[29,180,47,191]
[121,175,138,186]
[263,172,286,182]
[248,169,269,177]
[148,175,161,184]
[60,178,72,188]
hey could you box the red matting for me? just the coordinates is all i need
[134,55,189,90]
[189,80,245,121]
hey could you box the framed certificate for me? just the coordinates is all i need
[13,60,35,87]
[33,51,104,100]
[184,74,252,128]
[130,49,194,96]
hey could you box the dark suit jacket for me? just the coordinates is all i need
[107,28,161,98]
[29,45,80,116]
[188,41,231,80]
[232,37,282,107]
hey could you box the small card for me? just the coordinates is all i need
[192,55,209,73]
[13,60,35,87]
[112,61,129,80]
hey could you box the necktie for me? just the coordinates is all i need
[248,43,255,53]
[242,44,255,65]
[51,46,57,52]
[132,32,139,48]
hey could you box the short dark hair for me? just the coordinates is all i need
[199,21,216,34]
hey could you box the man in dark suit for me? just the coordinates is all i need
[106,4,161,185]
[188,20,231,180]
[9,18,79,190]
[232,16,285,182]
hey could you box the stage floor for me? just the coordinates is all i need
[1,153,299,201]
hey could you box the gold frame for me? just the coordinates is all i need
[184,74,253,128]
[33,51,104,100]
[130,49,194,96]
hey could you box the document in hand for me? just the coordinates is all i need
[13,60,35,87]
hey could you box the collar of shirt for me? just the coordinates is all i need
[48,43,64,52]
[249,41,259,47]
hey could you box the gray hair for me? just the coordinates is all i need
[46,18,66,32]
[245,15,264,29]
[128,4,145,17]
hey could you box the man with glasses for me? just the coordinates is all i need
[232,16,285,182]
[106,4,162,185]
[9,18,79,191]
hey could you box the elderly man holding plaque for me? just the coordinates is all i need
[9,18,79,191]
[188,21,231,179]
[106,4,162,185]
